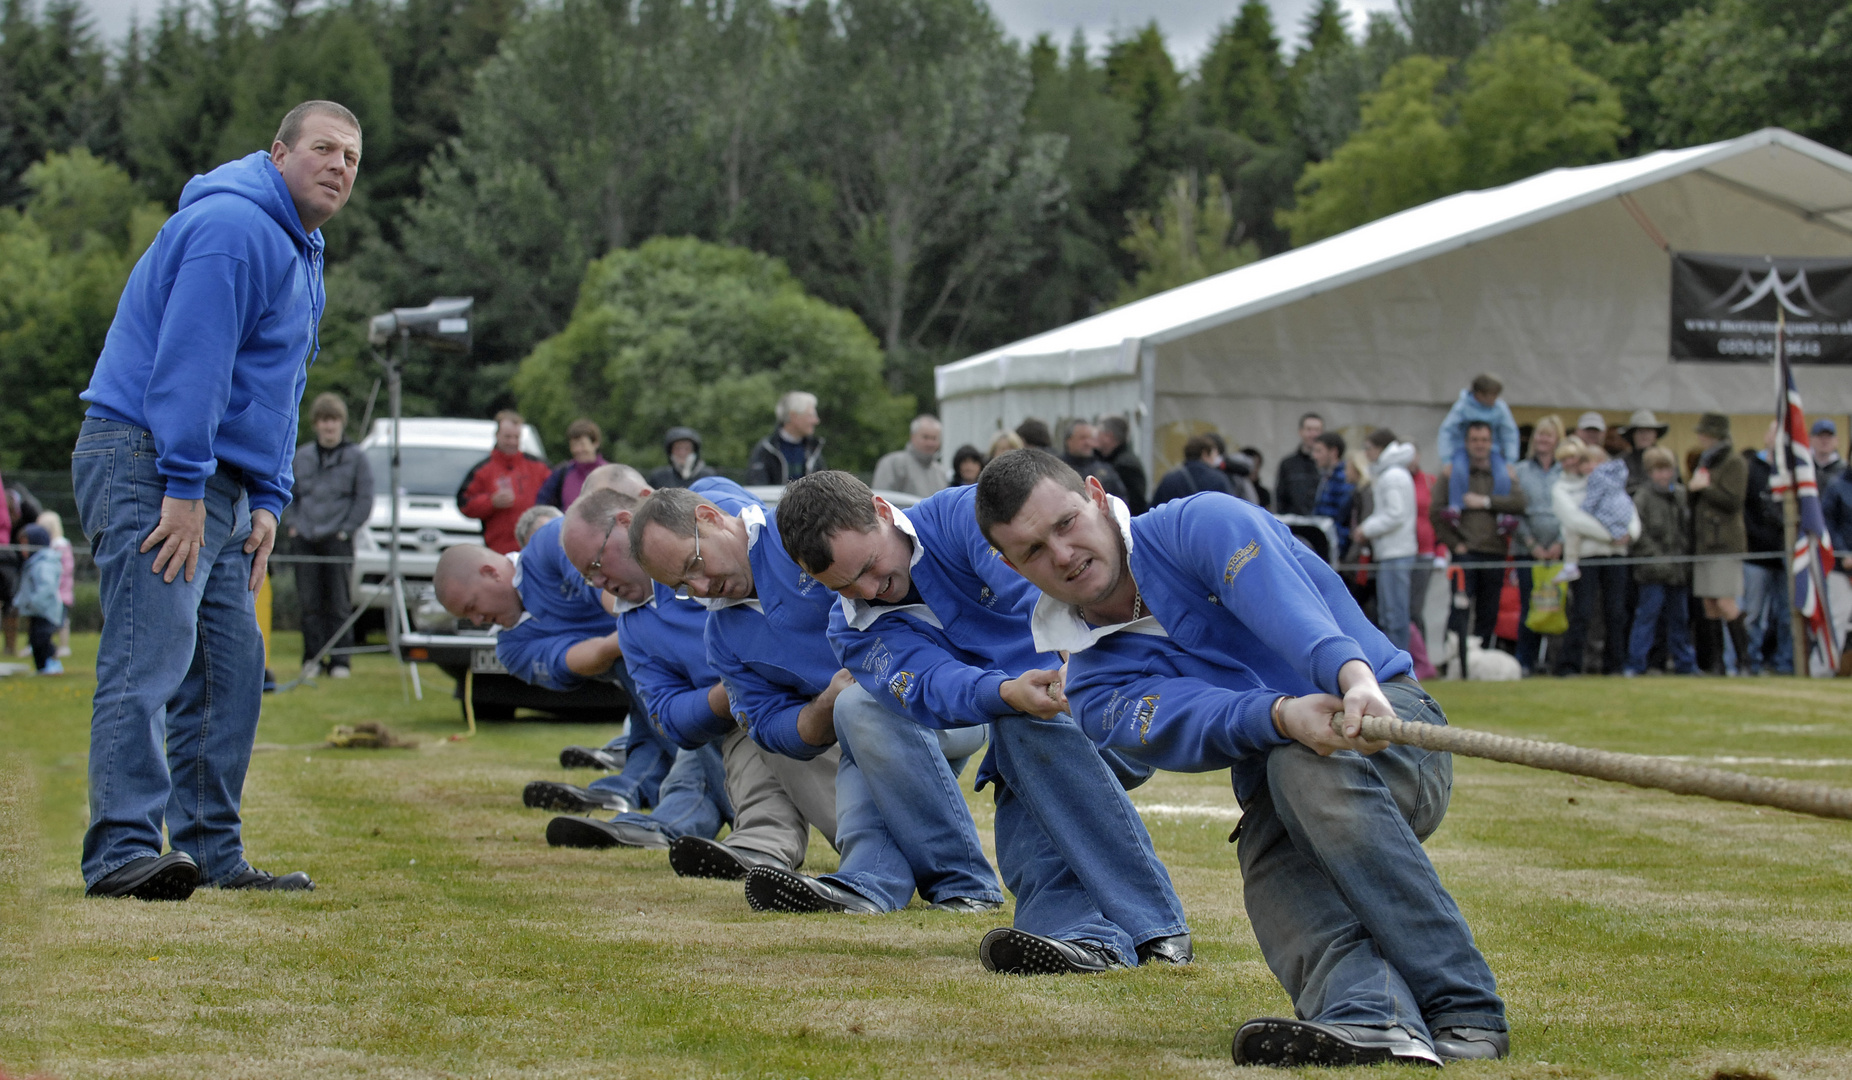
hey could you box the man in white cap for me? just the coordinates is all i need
[1621,409,1671,494]
[1575,411,1608,452]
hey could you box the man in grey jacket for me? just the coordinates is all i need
[870,414,945,497]
[286,392,373,678]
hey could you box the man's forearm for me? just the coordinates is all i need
[563,633,624,677]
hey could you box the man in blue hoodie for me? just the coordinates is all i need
[73,101,361,901]
[774,472,1191,975]
[976,450,1507,1066]
[629,487,1003,916]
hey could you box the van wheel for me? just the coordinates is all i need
[465,699,516,722]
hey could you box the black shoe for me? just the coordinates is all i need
[743,866,883,914]
[85,851,200,901]
[668,835,781,880]
[1432,1026,1510,1061]
[1135,932,1193,965]
[926,896,1004,913]
[524,781,630,813]
[1232,1018,1441,1067]
[546,816,670,850]
[219,867,316,891]
[559,745,625,771]
[978,927,1121,975]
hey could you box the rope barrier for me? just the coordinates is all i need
[1345,713,1852,821]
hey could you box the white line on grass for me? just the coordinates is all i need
[1134,802,1244,820]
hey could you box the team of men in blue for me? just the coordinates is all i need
[433,447,1509,1066]
[73,94,1503,1066]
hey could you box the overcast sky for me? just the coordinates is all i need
[84,0,1400,64]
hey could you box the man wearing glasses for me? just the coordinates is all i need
[557,481,840,878]
[626,486,1003,916]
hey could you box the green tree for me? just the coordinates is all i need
[1649,0,1852,152]
[1280,54,1456,243]
[1198,2,1290,144]
[0,150,166,469]
[511,237,911,473]
[392,0,807,414]
[1008,31,1137,329]
[1280,35,1625,245]
[0,0,115,205]
[1116,172,1258,304]
[1455,34,1628,187]
[793,0,1065,399]
[120,0,259,204]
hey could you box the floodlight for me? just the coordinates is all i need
[367,296,474,351]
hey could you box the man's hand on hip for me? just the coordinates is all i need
[246,508,278,591]
[143,496,207,583]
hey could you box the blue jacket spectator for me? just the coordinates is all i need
[1311,432,1355,553]
[1435,377,1520,466]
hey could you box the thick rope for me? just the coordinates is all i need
[1347,714,1852,821]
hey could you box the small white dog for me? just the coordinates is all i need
[1431,629,1523,682]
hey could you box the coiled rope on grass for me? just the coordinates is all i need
[1349,714,1852,821]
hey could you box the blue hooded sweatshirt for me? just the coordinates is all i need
[825,485,1055,732]
[1436,387,1520,465]
[496,515,617,691]
[703,506,842,761]
[1041,493,1411,801]
[616,477,762,750]
[81,151,327,520]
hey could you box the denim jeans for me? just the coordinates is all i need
[823,685,1001,911]
[1627,584,1696,674]
[74,419,267,888]
[609,742,730,839]
[1237,681,1505,1040]
[589,664,673,809]
[1376,556,1415,651]
[989,710,1189,965]
[1740,561,1794,674]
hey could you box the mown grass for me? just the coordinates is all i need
[2,635,1850,1078]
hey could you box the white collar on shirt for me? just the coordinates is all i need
[838,497,942,630]
[699,504,767,614]
[1029,494,1167,654]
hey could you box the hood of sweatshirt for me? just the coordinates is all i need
[178,152,322,257]
[1372,441,1416,475]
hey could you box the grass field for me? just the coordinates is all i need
[2,634,1850,1079]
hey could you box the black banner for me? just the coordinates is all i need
[1670,251,1852,364]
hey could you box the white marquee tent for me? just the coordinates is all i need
[934,127,1852,476]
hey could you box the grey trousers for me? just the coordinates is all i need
[718,728,839,870]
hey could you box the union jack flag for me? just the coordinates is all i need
[1769,313,1841,673]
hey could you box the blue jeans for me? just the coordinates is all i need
[1376,556,1415,652]
[823,685,1001,911]
[1237,681,1504,1039]
[74,419,267,888]
[1627,584,1696,674]
[609,743,730,839]
[989,711,1189,965]
[589,664,674,809]
[1741,561,1794,674]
